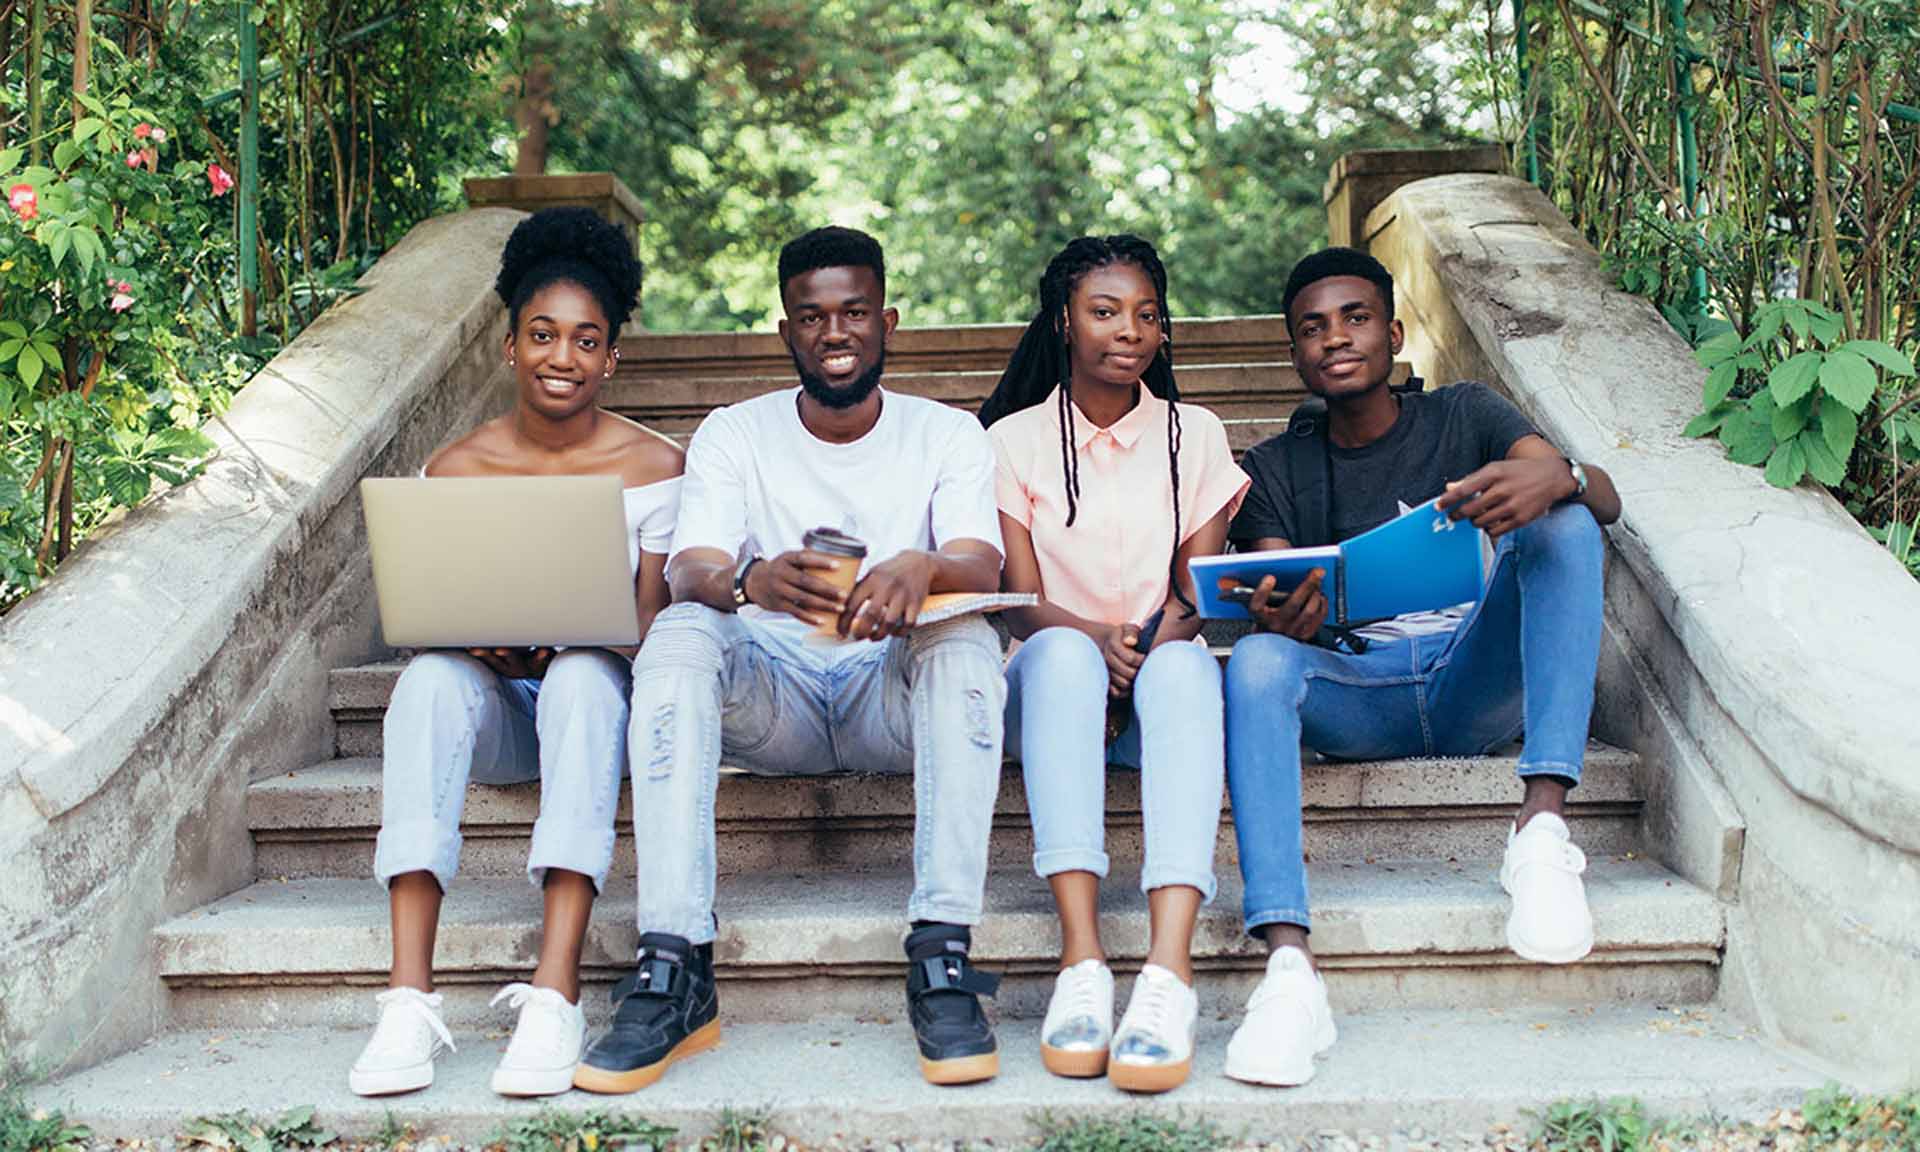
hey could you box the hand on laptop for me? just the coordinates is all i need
[838,551,934,641]
[467,647,555,680]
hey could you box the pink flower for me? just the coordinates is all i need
[8,183,35,221]
[117,279,132,293]
[110,291,135,313]
[127,150,145,169]
[150,127,167,144]
[134,123,152,139]
[206,163,234,196]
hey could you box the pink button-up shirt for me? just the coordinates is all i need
[991,388,1250,627]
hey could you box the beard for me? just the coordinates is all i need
[791,344,886,410]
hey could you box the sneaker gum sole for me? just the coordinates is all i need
[570,1018,722,1095]
[348,1062,434,1098]
[1040,1043,1109,1079]
[919,1050,999,1086]
[1108,1056,1191,1094]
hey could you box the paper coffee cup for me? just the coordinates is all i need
[802,527,868,602]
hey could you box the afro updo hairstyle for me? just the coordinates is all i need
[1281,246,1395,333]
[494,206,643,337]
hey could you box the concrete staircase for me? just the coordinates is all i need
[34,321,1822,1146]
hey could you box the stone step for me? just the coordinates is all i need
[637,416,1296,460]
[620,315,1293,380]
[154,859,1719,1031]
[254,749,1643,880]
[604,360,1332,425]
[33,1007,1818,1147]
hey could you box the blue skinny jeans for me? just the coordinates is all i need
[1005,627,1225,902]
[1225,503,1604,936]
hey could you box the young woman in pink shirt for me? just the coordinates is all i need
[980,235,1248,1093]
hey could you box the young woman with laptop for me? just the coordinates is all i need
[349,208,684,1099]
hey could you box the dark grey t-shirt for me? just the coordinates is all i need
[1230,382,1539,548]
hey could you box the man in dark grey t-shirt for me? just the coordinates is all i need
[1216,248,1624,1090]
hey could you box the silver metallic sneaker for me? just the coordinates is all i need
[1039,958,1113,1078]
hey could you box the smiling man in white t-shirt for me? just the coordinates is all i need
[573,227,1010,1095]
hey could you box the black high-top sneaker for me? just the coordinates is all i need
[573,932,719,1093]
[903,923,1000,1085]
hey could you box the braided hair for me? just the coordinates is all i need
[978,235,1194,615]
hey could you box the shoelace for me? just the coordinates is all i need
[374,987,456,1054]
[1121,972,1181,1040]
[491,983,574,1063]
[1055,965,1108,1025]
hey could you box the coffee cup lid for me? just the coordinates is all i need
[803,526,868,558]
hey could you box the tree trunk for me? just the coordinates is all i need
[513,0,556,175]
[70,0,89,122]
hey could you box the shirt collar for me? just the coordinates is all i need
[1054,385,1164,451]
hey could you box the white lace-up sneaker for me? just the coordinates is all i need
[1039,958,1114,1078]
[1501,812,1595,964]
[1224,947,1336,1087]
[349,986,455,1096]
[1108,963,1198,1094]
[489,982,587,1097]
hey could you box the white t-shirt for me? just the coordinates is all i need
[669,387,1003,640]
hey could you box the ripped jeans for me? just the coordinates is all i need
[628,602,1007,946]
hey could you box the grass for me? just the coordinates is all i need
[486,1109,675,1152]
[0,1082,90,1152]
[1534,1097,1655,1152]
[178,1106,338,1152]
[1029,1110,1231,1152]
[688,1108,777,1152]
[1798,1084,1920,1151]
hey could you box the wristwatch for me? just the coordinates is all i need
[731,552,762,609]
[1564,457,1590,500]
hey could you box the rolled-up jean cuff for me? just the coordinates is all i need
[1140,867,1217,905]
[373,818,461,891]
[1032,848,1110,881]
[527,820,617,893]
[1516,760,1583,787]
[1244,907,1312,938]
[906,896,983,927]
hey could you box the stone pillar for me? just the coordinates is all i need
[1323,146,1508,248]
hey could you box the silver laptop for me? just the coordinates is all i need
[361,475,640,647]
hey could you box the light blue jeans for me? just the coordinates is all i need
[374,648,631,892]
[628,602,1006,946]
[1226,503,1604,935]
[1004,628,1225,902]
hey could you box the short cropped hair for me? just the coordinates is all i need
[777,226,886,297]
[1281,247,1395,328]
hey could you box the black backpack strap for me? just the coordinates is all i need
[1283,396,1333,550]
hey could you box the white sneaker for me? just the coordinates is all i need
[1108,963,1198,1094]
[1039,958,1114,1078]
[349,986,455,1096]
[1224,947,1336,1087]
[489,982,587,1097]
[1500,813,1595,964]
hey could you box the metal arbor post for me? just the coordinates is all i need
[239,3,260,337]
